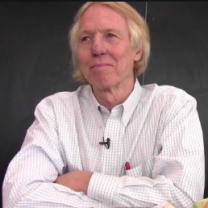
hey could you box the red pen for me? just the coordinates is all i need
[125,162,131,170]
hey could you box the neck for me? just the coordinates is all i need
[92,79,135,112]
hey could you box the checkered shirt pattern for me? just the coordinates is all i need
[3,79,205,208]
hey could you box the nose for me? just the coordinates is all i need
[91,35,107,57]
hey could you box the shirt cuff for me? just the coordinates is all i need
[87,172,120,206]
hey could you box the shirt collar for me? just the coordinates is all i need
[89,85,101,111]
[88,79,142,127]
[122,79,142,127]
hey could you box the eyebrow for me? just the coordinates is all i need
[78,28,122,36]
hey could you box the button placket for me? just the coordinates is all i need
[101,108,125,175]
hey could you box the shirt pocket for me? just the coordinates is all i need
[125,157,153,178]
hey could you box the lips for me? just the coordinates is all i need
[90,64,112,69]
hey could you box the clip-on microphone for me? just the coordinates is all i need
[99,137,110,149]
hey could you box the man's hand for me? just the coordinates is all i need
[55,171,93,194]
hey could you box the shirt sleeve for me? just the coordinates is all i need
[88,94,205,208]
[2,97,102,208]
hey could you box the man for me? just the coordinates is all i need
[3,2,205,208]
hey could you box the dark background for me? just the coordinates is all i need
[0,2,208,206]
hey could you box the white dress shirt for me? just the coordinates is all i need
[3,79,205,208]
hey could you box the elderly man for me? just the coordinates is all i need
[3,2,205,208]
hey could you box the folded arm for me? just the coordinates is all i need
[3,98,102,208]
[86,95,205,208]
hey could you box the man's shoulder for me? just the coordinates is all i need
[142,83,196,104]
[36,85,91,108]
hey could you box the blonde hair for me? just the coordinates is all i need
[69,2,150,83]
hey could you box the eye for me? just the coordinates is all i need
[106,33,116,38]
[81,36,91,42]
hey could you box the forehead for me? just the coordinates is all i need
[79,4,129,33]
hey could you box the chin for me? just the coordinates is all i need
[91,79,115,90]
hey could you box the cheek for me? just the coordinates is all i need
[113,47,133,68]
[112,48,135,78]
[78,49,90,65]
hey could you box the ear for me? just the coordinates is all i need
[133,49,143,62]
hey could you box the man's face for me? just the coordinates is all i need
[78,4,141,90]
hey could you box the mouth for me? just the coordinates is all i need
[90,64,112,69]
